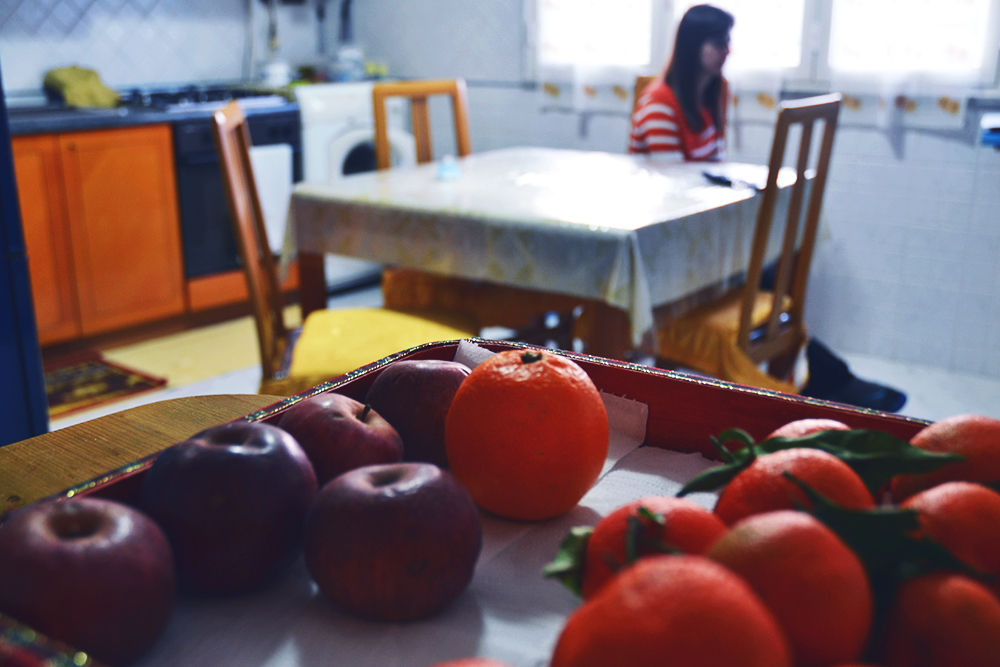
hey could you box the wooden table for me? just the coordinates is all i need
[288,147,794,360]
[0,394,282,521]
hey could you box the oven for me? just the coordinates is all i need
[119,86,302,279]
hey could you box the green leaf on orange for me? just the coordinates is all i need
[676,429,759,496]
[676,428,964,498]
[542,525,593,597]
[785,472,984,580]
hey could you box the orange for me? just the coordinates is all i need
[426,660,515,667]
[900,481,1000,598]
[766,418,850,440]
[889,414,1000,502]
[550,554,792,667]
[713,447,875,526]
[877,572,1000,667]
[445,349,609,521]
[707,510,873,667]
[580,496,727,599]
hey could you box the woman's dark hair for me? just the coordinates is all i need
[665,4,734,132]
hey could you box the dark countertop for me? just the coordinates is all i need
[6,101,300,136]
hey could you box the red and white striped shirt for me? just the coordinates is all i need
[629,79,724,162]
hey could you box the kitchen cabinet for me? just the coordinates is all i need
[12,134,80,345]
[13,125,186,343]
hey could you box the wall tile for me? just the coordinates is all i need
[0,0,251,91]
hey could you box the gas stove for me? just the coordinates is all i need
[117,84,289,114]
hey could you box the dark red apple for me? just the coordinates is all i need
[365,359,471,467]
[304,462,482,621]
[138,420,317,596]
[276,392,404,485]
[0,497,175,666]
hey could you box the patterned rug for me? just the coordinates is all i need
[44,351,168,418]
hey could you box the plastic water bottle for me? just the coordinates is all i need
[436,154,461,181]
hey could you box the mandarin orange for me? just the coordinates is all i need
[707,510,873,667]
[877,572,1000,667]
[444,349,608,521]
[580,496,726,599]
[890,414,1000,502]
[901,480,1000,598]
[550,554,792,667]
[713,447,874,526]
[766,418,850,440]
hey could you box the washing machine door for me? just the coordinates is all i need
[325,125,417,181]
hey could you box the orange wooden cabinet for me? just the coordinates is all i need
[187,263,298,312]
[11,134,81,345]
[13,125,186,342]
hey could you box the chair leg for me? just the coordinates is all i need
[509,310,577,350]
[767,349,799,383]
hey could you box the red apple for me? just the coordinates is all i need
[365,359,472,467]
[304,462,482,621]
[138,420,317,596]
[0,497,175,666]
[276,392,404,485]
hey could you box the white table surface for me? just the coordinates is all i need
[288,147,794,352]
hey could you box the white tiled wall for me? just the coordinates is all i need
[0,0,326,94]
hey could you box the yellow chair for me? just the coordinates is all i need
[212,101,479,396]
[655,94,842,393]
[633,75,656,113]
[373,79,589,351]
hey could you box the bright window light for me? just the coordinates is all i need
[830,0,993,75]
[673,0,804,72]
[538,0,653,67]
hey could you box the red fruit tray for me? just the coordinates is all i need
[0,339,929,667]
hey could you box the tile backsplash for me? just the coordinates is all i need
[0,0,298,95]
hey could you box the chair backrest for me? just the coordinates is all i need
[738,93,842,360]
[372,79,472,170]
[633,75,656,113]
[212,101,289,381]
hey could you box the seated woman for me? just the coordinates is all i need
[630,4,733,162]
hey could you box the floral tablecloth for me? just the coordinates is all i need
[288,147,795,353]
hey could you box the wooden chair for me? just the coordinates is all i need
[633,75,656,113]
[373,79,472,170]
[655,93,842,393]
[372,80,587,351]
[212,101,479,397]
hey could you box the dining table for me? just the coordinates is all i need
[287,146,795,360]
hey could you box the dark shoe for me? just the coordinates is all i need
[801,340,907,413]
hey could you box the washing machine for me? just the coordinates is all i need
[295,81,418,291]
[297,81,417,182]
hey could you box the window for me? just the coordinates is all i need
[537,0,653,68]
[828,0,997,84]
[672,0,805,75]
[533,0,1000,90]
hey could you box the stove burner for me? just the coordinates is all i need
[119,85,286,112]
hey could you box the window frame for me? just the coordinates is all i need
[527,0,1000,94]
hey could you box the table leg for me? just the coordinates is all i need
[298,252,326,318]
[584,302,631,361]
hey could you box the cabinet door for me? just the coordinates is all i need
[59,125,186,335]
[11,134,81,345]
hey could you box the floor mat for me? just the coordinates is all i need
[44,351,168,418]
